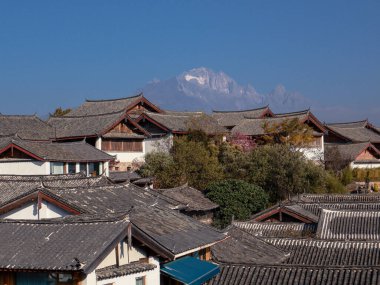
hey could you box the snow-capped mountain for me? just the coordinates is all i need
[142,67,310,113]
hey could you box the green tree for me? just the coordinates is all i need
[171,137,224,190]
[139,151,181,188]
[262,118,315,147]
[245,144,331,202]
[52,107,72,117]
[217,142,248,179]
[141,134,224,190]
[206,179,269,228]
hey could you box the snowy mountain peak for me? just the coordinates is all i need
[143,67,309,113]
[179,67,236,94]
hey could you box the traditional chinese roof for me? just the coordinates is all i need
[316,209,380,240]
[211,226,289,264]
[211,106,274,128]
[48,111,146,139]
[0,175,112,208]
[67,93,162,116]
[109,171,141,183]
[208,264,380,285]
[43,183,224,259]
[293,193,380,203]
[0,137,114,162]
[265,238,380,266]
[135,112,227,135]
[326,120,380,143]
[325,142,380,163]
[250,202,319,223]
[0,114,54,140]
[130,205,226,259]
[0,216,129,273]
[231,109,326,136]
[295,202,380,218]
[155,184,219,212]
[96,262,157,280]
[233,221,317,238]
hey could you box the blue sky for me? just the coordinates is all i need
[0,1,379,123]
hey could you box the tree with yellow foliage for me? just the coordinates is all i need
[262,118,315,148]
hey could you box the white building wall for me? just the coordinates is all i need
[0,160,49,175]
[95,257,160,285]
[1,200,70,220]
[107,151,145,165]
[145,135,173,154]
[300,147,324,162]
[351,161,380,169]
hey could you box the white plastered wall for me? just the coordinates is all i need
[0,160,49,175]
[95,257,160,285]
[1,200,70,220]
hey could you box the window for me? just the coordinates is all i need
[102,139,143,152]
[68,163,76,174]
[80,163,87,175]
[50,162,64,175]
[88,162,100,176]
[136,276,145,285]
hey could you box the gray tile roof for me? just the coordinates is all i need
[130,204,226,258]
[109,171,141,183]
[266,238,380,266]
[211,226,288,264]
[68,94,144,116]
[42,184,224,258]
[233,221,317,238]
[96,262,157,280]
[325,142,380,162]
[0,175,111,207]
[0,137,114,162]
[0,114,54,140]
[316,209,380,240]
[207,264,380,285]
[0,217,129,273]
[212,106,272,128]
[140,112,227,135]
[295,193,380,203]
[326,120,380,143]
[283,204,319,223]
[48,184,180,214]
[47,110,129,138]
[155,184,219,212]
[231,111,322,136]
[297,202,380,218]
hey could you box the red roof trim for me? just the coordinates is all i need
[357,143,380,159]
[300,112,327,133]
[126,96,163,114]
[260,107,275,118]
[0,143,45,161]
[101,112,150,137]
[254,206,315,223]
[39,192,81,214]
[134,113,171,133]
[0,192,81,215]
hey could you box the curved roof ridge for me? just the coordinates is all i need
[85,93,143,102]
[274,108,311,117]
[212,105,269,113]
[0,114,40,118]
[145,111,202,118]
[326,119,368,126]
[49,109,126,119]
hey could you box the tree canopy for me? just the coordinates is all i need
[262,118,315,147]
[52,107,72,117]
[205,179,269,228]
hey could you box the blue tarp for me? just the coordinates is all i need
[161,256,220,285]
